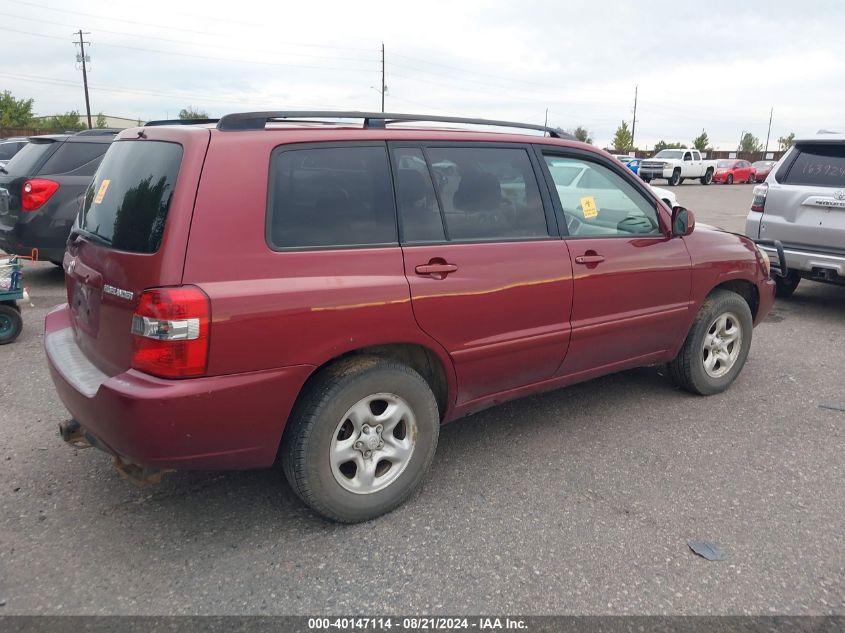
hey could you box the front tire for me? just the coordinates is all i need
[668,169,681,186]
[726,174,734,185]
[0,304,23,344]
[282,356,440,523]
[668,290,753,395]
[700,169,713,185]
[775,271,800,297]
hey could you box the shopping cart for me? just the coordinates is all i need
[0,249,37,344]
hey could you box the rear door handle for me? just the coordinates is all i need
[574,254,605,265]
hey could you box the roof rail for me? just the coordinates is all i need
[216,111,573,139]
[144,118,220,127]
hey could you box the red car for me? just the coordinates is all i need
[713,159,756,184]
[752,160,777,182]
[46,112,776,522]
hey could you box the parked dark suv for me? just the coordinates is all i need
[0,137,28,168]
[0,130,116,263]
[46,112,776,522]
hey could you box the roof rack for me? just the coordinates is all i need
[215,111,573,139]
[144,118,220,127]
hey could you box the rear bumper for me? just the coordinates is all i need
[45,304,315,470]
[757,244,845,277]
[0,215,69,261]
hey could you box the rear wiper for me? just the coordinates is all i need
[68,226,112,248]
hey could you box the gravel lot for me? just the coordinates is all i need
[0,183,842,615]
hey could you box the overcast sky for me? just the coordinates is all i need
[1,0,843,149]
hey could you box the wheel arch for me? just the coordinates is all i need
[710,278,759,321]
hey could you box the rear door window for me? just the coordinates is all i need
[423,146,548,241]
[79,140,183,253]
[392,147,445,243]
[38,141,109,176]
[267,144,397,249]
[782,144,845,187]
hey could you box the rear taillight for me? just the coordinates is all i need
[750,183,768,213]
[131,286,210,378]
[21,179,60,211]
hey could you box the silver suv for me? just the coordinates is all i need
[745,134,845,296]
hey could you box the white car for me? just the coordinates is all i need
[548,160,678,209]
[639,148,717,186]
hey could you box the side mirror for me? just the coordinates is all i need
[672,206,695,236]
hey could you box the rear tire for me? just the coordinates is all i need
[282,356,440,523]
[775,271,800,298]
[668,290,753,395]
[747,173,755,184]
[0,304,22,344]
[700,169,713,185]
[726,174,734,185]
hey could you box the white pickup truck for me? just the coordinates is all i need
[638,149,717,186]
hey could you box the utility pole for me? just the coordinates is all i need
[630,85,638,152]
[74,30,93,129]
[764,107,773,155]
[380,42,385,113]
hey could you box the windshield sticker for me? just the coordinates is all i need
[581,196,598,219]
[93,179,110,205]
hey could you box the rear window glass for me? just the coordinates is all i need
[39,141,108,176]
[783,144,845,187]
[0,141,24,161]
[80,140,182,253]
[2,141,55,176]
[268,145,396,249]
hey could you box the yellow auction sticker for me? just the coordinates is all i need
[93,179,110,204]
[580,195,598,218]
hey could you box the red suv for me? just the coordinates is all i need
[46,112,776,522]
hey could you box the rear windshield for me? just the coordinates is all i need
[2,141,56,176]
[79,140,183,253]
[0,141,24,161]
[783,144,845,187]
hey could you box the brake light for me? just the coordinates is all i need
[22,179,60,211]
[750,183,768,213]
[131,286,210,378]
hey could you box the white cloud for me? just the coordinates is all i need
[1,0,842,149]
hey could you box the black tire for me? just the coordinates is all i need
[0,304,23,344]
[774,271,800,298]
[700,169,713,185]
[747,174,755,184]
[668,289,753,395]
[50,260,63,267]
[642,177,652,183]
[726,174,734,185]
[678,177,685,185]
[668,169,681,186]
[282,355,440,523]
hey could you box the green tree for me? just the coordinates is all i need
[0,90,35,127]
[96,112,107,128]
[692,129,710,152]
[653,140,685,152]
[778,132,795,151]
[611,121,632,152]
[739,132,762,153]
[573,125,592,144]
[178,106,209,119]
[39,111,86,131]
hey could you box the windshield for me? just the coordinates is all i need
[654,150,683,159]
[717,160,735,168]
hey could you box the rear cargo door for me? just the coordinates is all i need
[761,142,845,252]
[0,138,60,225]
[64,128,210,375]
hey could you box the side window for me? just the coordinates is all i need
[38,142,108,176]
[424,146,548,241]
[693,151,701,161]
[683,152,692,161]
[268,145,397,249]
[543,155,661,238]
[392,148,445,243]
